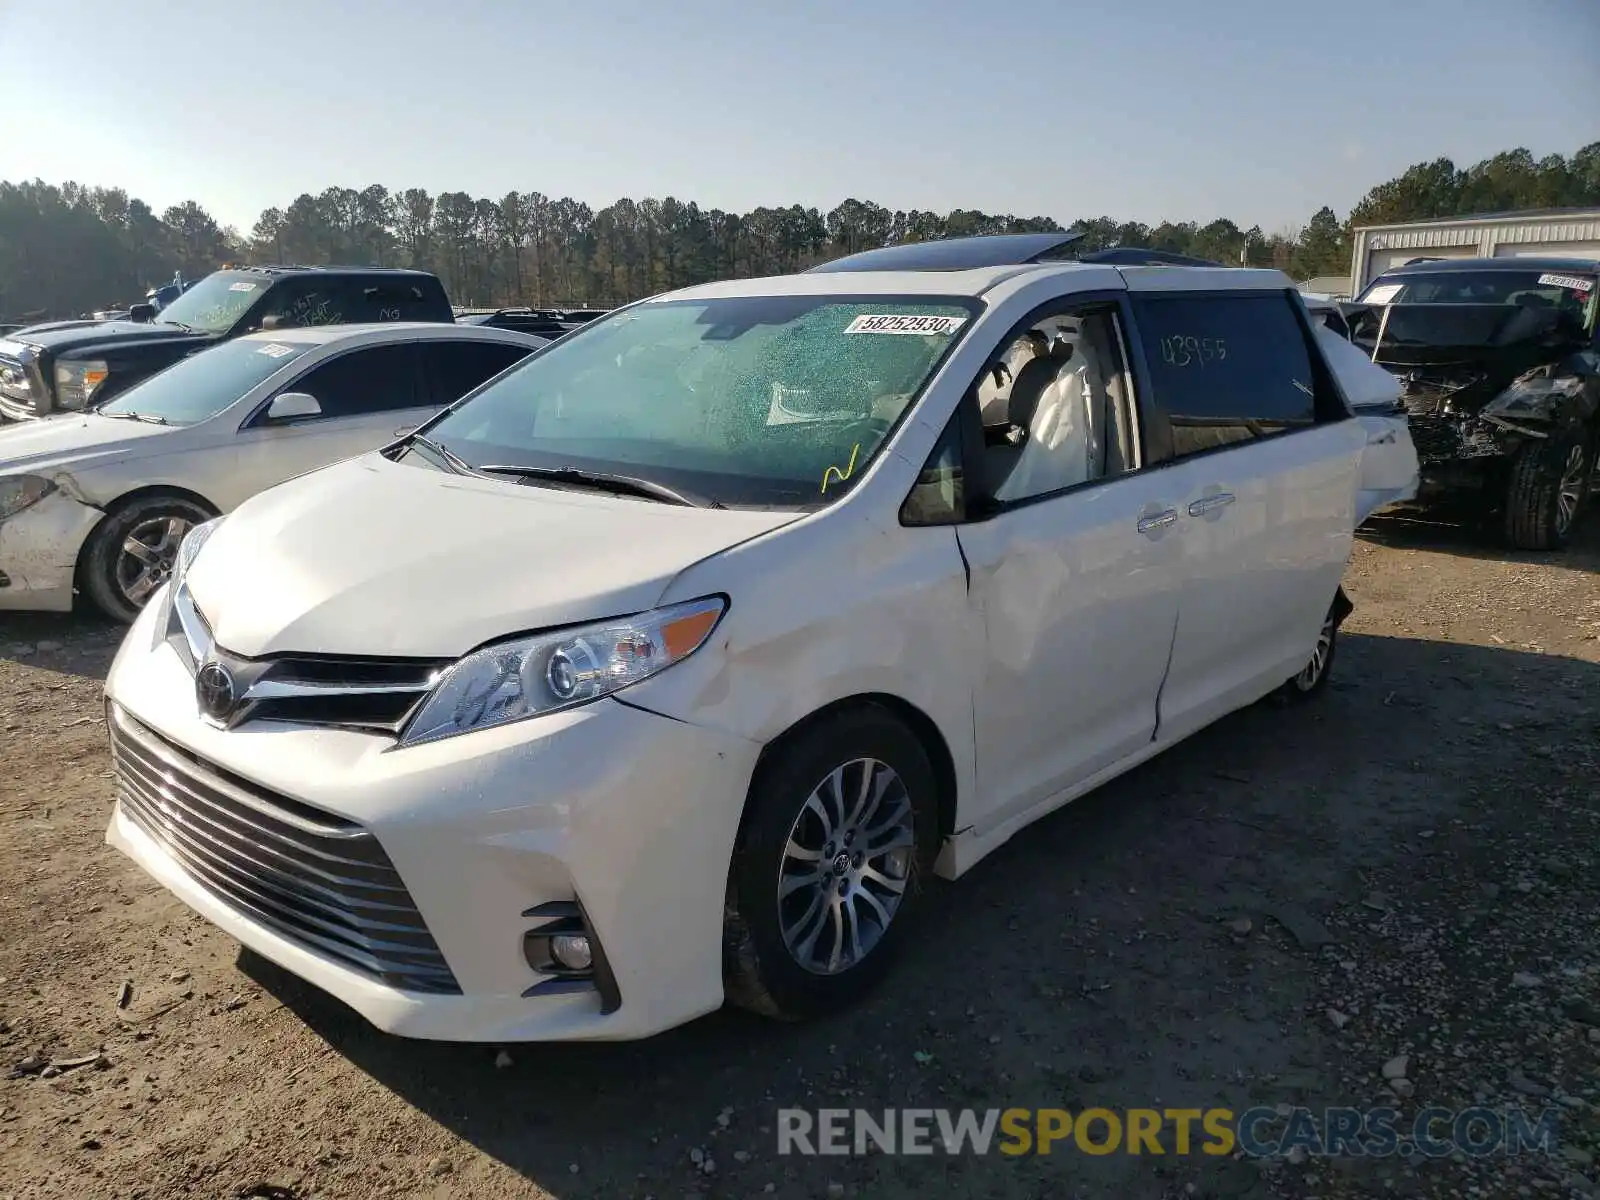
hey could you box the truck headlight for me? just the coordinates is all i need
[0,347,39,404]
[54,359,109,410]
[399,596,726,747]
[0,475,56,520]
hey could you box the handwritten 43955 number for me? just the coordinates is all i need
[1159,335,1226,368]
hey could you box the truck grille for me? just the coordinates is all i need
[109,704,460,994]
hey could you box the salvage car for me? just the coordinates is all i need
[0,323,543,622]
[1349,257,1599,548]
[101,233,1416,1042]
[0,264,454,422]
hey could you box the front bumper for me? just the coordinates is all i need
[0,490,102,611]
[102,597,765,1041]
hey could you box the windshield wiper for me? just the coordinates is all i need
[476,464,713,507]
[157,320,203,334]
[98,410,168,425]
[405,432,475,475]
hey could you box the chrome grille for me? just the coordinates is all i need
[165,583,445,734]
[109,704,459,994]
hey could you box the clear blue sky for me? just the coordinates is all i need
[1,0,1595,236]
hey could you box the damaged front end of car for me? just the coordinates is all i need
[1347,301,1599,503]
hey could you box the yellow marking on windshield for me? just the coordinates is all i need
[820,443,861,494]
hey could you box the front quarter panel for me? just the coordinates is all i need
[626,494,978,850]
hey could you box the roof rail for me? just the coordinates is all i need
[805,232,1085,273]
[1077,247,1224,267]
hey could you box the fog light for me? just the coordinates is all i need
[549,934,593,972]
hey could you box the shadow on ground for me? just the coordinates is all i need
[0,608,124,679]
[239,633,1600,1198]
[1360,506,1600,573]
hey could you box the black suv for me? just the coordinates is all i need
[0,265,453,421]
[1348,257,1600,549]
[454,306,606,338]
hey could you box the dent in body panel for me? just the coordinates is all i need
[626,511,979,864]
[0,470,104,604]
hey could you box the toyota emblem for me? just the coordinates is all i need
[195,661,237,721]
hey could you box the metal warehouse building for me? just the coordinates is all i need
[1349,205,1600,295]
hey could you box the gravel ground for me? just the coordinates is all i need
[2,514,1599,1200]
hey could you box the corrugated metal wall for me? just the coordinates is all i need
[1350,210,1600,291]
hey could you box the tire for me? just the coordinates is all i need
[1503,432,1590,551]
[723,707,940,1021]
[1278,589,1351,703]
[80,494,215,623]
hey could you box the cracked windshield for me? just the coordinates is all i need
[430,296,975,507]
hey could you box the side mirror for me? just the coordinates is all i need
[259,314,286,332]
[127,303,155,323]
[265,392,321,422]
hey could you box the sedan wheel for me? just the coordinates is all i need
[116,515,195,610]
[777,758,916,976]
[81,495,216,623]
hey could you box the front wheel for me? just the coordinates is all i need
[1503,433,1590,551]
[80,495,215,623]
[723,708,939,1021]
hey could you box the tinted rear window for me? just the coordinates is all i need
[1132,293,1319,458]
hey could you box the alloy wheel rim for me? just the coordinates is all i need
[116,515,193,608]
[1296,615,1336,691]
[777,757,915,975]
[1556,444,1587,535]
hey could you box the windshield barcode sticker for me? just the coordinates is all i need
[1538,273,1594,292]
[845,314,966,336]
[1361,283,1403,305]
[257,343,295,358]
[228,282,258,292]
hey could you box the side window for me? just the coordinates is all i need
[279,344,420,419]
[419,340,534,405]
[900,412,965,525]
[356,282,438,323]
[979,307,1139,504]
[1131,293,1323,460]
[254,281,358,330]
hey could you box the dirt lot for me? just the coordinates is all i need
[3,515,1600,1200]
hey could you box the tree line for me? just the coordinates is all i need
[1,143,1595,322]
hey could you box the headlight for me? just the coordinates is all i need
[0,474,56,520]
[54,359,110,410]
[399,596,727,747]
[173,517,224,588]
[0,347,39,403]
[1487,371,1585,414]
[155,517,225,652]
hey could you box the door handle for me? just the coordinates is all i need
[1187,493,1236,517]
[1136,508,1179,536]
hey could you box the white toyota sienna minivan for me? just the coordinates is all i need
[102,234,1418,1042]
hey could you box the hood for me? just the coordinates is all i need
[0,412,170,476]
[1349,303,1586,412]
[186,453,803,659]
[7,319,213,355]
